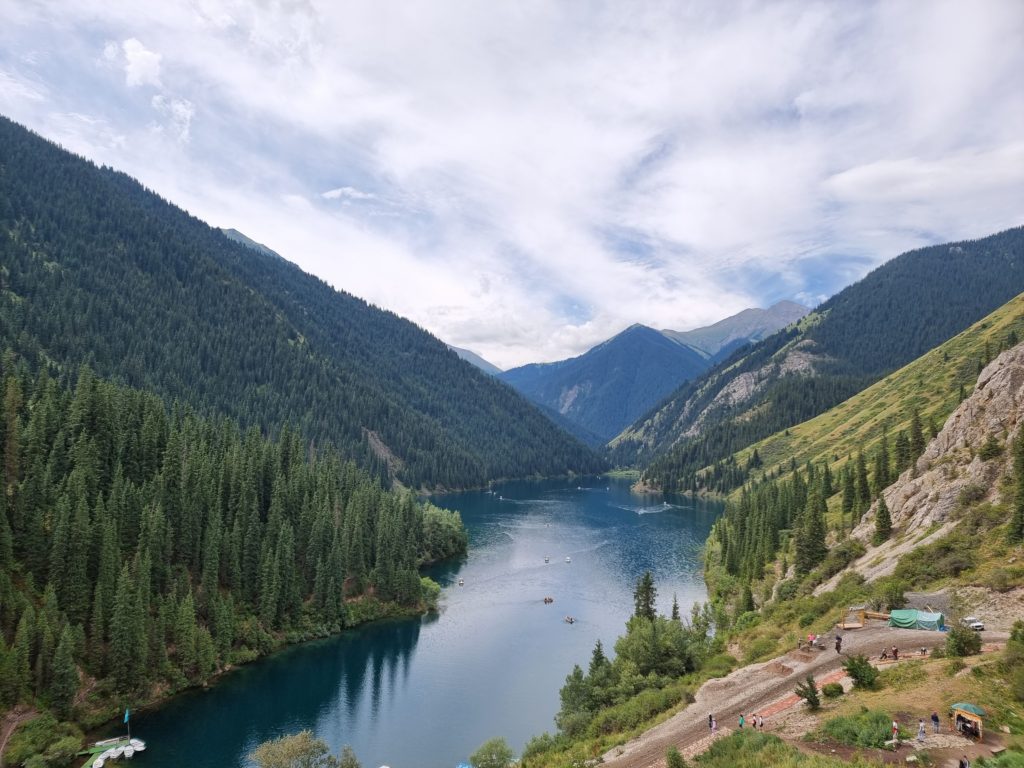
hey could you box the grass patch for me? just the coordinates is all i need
[692,730,882,767]
[878,660,927,691]
[818,708,896,748]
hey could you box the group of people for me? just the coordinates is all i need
[879,644,900,661]
[707,712,764,733]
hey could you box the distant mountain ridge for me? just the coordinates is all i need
[0,115,605,489]
[447,345,503,375]
[498,302,806,444]
[662,300,809,360]
[615,227,1024,493]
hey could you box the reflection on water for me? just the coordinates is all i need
[117,478,722,768]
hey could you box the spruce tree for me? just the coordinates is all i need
[49,625,78,719]
[633,571,657,620]
[841,467,855,533]
[872,495,892,545]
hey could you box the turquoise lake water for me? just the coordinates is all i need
[113,478,721,767]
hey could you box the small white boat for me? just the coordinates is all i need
[129,739,146,752]
[565,556,571,563]
[111,746,125,758]
[544,555,549,563]
[457,578,464,586]
[92,759,105,768]
[124,745,135,758]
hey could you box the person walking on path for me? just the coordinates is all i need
[835,634,842,653]
[892,645,899,661]
[711,717,718,734]
[708,714,713,732]
[917,719,926,742]
[931,711,940,733]
[959,756,971,768]
[739,713,745,729]
[757,714,764,729]
[892,719,900,750]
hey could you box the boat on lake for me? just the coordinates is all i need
[458,578,464,586]
[544,555,549,563]
[565,556,571,563]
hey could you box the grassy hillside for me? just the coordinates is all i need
[732,292,1024,491]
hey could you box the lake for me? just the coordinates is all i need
[115,478,722,768]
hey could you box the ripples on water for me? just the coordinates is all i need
[116,478,722,768]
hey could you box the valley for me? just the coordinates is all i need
[0,7,1022,766]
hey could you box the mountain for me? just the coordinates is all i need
[447,345,503,376]
[662,300,809,360]
[614,227,1024,492]
[498,304,808,445]
[0,115,605,489]
[499,324,712,443]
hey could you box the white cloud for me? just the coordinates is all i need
[151,94,194,142]
[321,186,377,202]
[121,38,161,87]
[0,0,1021,367]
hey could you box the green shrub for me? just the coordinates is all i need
[821,682,843,699]
[776,580,799,601]
[742,637,778,665]
[946,625,982,657]
[946,658,967,676]
[702,653,737,679]
[1011,666,1024,703]
[820,708,895,748]
[798,612,816,628]
[978,435,1003,461]
[5,715,82,767]
[893,532,977,586]
[843,654,879,689]
[666,746,687,768]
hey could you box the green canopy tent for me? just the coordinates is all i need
[951,702,985,738]
[888,609,945,630]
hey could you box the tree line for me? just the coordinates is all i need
[0,359,467,723]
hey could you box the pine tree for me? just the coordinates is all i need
[49,625,78,719]
[795,490,827,575]
[110,564,140,693]
[841,467,855,533]
[872,495,892,545]
[670,593,680,622]
[633,571,657,620]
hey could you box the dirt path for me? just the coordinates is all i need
[601,625,1007,768]
[0,706,36,767]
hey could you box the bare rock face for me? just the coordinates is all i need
[816,343,1024,592]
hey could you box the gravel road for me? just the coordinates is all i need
[600,624,1007,768]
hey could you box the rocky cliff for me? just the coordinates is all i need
[817,342,1024,592]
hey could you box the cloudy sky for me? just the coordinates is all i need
[1,1,1022,368]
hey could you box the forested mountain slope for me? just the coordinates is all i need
[500,325,711,444]
[0,116,604,489]
[0,360,467,730]
[613,227,1024,492]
